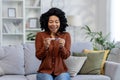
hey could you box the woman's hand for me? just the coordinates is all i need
[44,38,51,49]
[43,37,65,49]
[58,38,65,48]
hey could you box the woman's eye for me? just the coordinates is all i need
[48,20,59,24]
[55,21,59,23]
[49,21,53,23]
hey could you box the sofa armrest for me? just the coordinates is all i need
[105,61,120,80]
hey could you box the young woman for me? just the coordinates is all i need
[35,7,71,80]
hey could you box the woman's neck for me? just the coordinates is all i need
[50,32,55,38]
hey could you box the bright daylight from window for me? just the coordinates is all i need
[110,0,120,42]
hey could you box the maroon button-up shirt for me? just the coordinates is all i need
[35,31,71,75]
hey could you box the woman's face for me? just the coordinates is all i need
[48,15,60,33]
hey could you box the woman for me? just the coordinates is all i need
[35,7,71,80]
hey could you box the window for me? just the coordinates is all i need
[110,0,120,42]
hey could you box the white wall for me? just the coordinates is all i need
[96,0,110,35]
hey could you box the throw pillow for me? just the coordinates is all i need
[73,52,104,75]
[0,45,25,75]
[23,43,41,75]
[64,56,87,77]
[83,49,110,74]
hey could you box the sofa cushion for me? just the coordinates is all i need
[83,49,109,74]
[0,45,25,75]
[71,75,110,80]
[0,75,27,80]
[23,43,41,75]
[26,74,110,80]
[0,47,4,59]
[26,74,36,80]
[0,47,4,76]
[107,48,120,63]
[64,56,87,77]
[73,52,104,74]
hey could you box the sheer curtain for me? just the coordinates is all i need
[110,0,120,42]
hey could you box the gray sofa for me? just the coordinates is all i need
[0,42,120,80]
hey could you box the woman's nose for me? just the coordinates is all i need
[52,22,56,25]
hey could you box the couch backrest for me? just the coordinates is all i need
[71,42,93,54]
[0,42,93,76]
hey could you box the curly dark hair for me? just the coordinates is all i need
[40,7,68,32]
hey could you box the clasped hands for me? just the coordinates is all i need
[44,38,65,49]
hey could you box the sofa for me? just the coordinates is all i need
[0,42,120,80]
[107,41,120,63]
